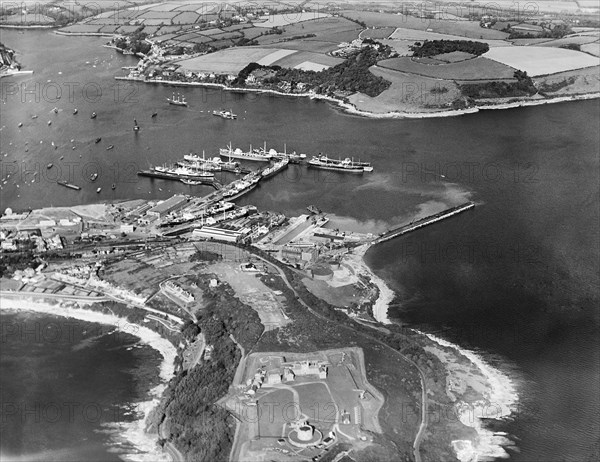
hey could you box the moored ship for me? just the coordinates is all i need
[154,165,214,178]
[261,158,289,179]
[167,92,187,106]
[221,173,261,201]
[220,143,272,162]
[307,154,373,173]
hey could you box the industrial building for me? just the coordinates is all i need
[146,195,188,219]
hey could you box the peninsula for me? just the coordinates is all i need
[45,0,600,117]
[0,161,515,462]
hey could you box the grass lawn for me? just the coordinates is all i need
[378,56,517,80]
[257,388,295,438]
[296,382,336,426]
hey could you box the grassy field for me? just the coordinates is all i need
[257,388,295,437]
[581,42,600,57]
[270,51,342,69]
[534,65,600,95]
[254,12,331,28]
[389,27,510,47]
[347,66,461,114]
[378,56,517,80]
[484,46,600,76]
[254,18,361,46]
[177,47,275,73]
[538,35,600,48]
[263,40,340,54]
[360,27,396,40]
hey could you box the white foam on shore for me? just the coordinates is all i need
[355,250,518,460]
[0,298,176,462]
[419,331,519,462]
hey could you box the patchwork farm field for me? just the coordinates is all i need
[378,56,517,80]
[177,47,276,73]
[253,12,331,28]
[484,46,600,76]
[389,27,510,47]
[255,17,361,45]
[340,10,509,40]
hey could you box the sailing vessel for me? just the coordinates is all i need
[166,92,187,106]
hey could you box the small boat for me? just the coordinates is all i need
[96,187,102,193]
[180,179,204,186]
[213,109,237,120]
[53,107,58,114]
[106,145,114,150]
[73,108,78,114]
[151,112,157,118]
[47,120,52,125]
[95,137,101,144]
[133,119,140,132]
[111,183,116,190]
[47,163,53,169]
[90,112,97,119]
[59,156,64,160]
[57,180,81,190]
[90,173,98,181]
[31,115,38,119]
[18,122,23,127]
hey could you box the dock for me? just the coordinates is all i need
[137,170,219,189]
[375,202,475,244]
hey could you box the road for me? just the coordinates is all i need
[251,253,428,462]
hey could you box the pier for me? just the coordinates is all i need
[375,202,475,244]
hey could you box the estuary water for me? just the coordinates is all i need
[1,29,598,461]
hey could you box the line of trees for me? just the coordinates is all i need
[460,70,537,98]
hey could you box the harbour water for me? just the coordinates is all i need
[1,29,599,461]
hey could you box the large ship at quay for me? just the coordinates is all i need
[184,153,249,173]
[254,142,307,164]
[261,158,289,179]
[221,173,261,201]
[307,155,373,173]
[220,143,273,162]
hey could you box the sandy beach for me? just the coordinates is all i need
[0,296,176,461]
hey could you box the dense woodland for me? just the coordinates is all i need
[410,39,490,57]
[236,45,393,97]
[151,273,263,460]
